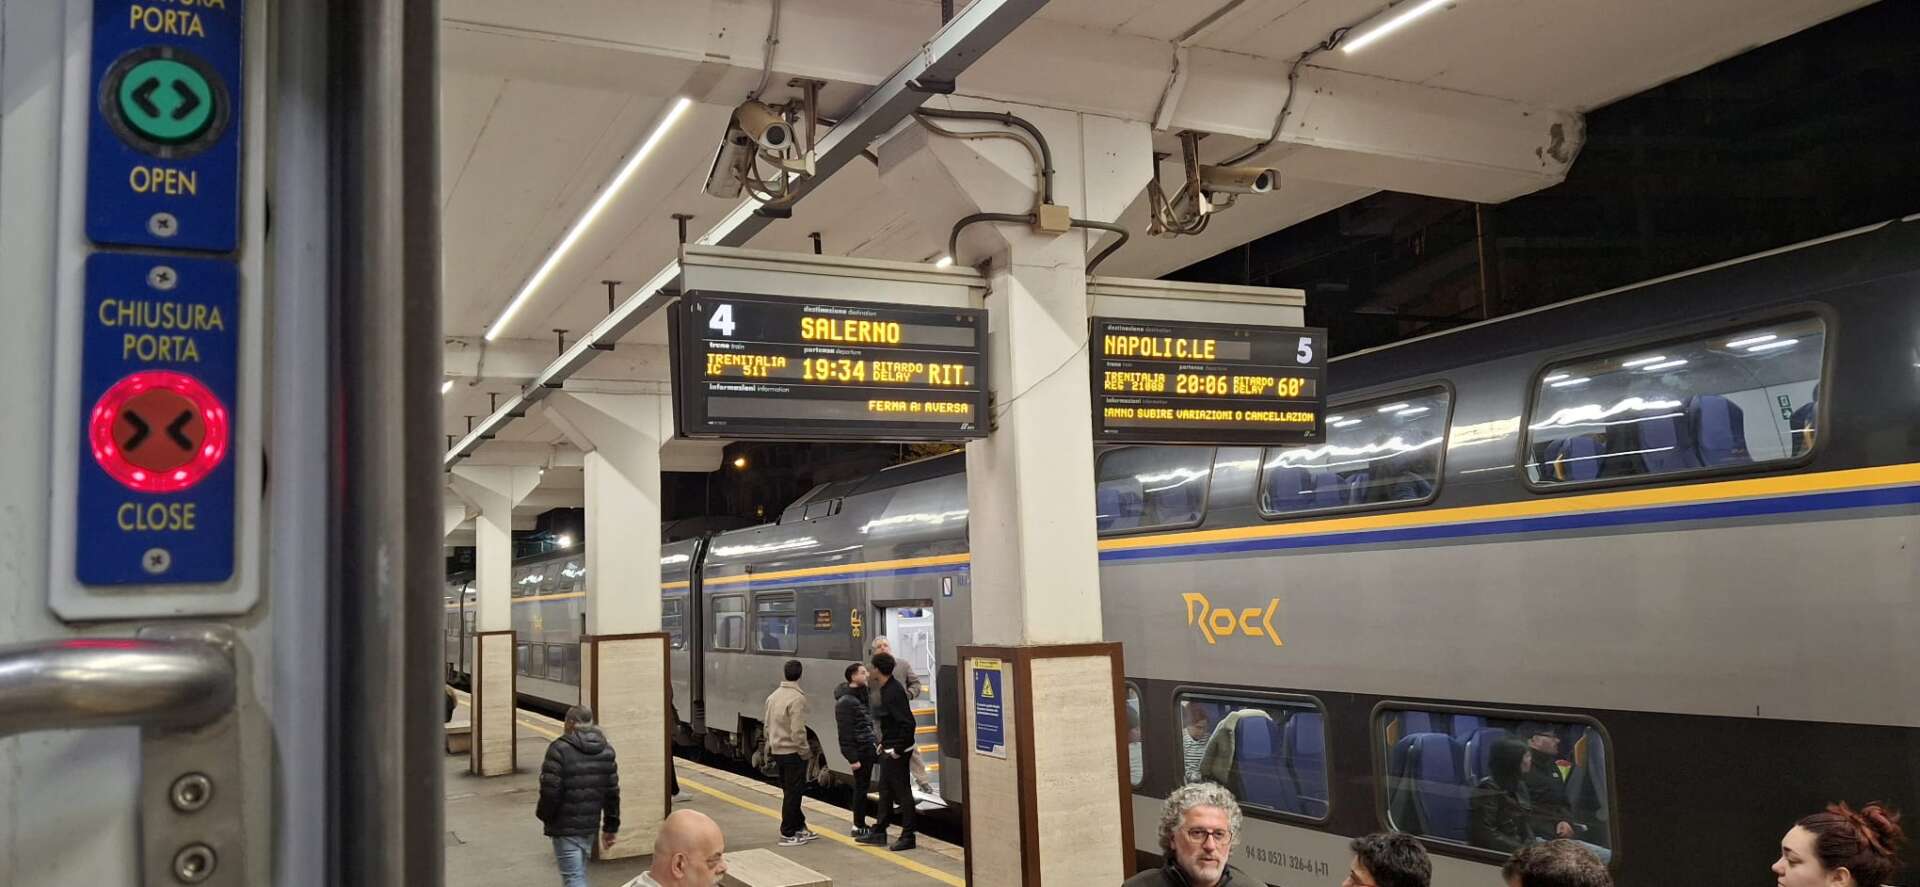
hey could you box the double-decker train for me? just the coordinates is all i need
[448,217,1920,884]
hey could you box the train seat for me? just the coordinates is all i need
[1264,465,1345,512]
[1403,733,1470,842]
[1282,711,1329,818]
[1461,727,1509,784]
[1449,715,1485,743]
[1690,394,1751,466]
[1631,407,1701,474]
[1232,715,1290,811]
[1096,478,1145,531]
[1341,470,1373,505]
[1543,435,1603,482]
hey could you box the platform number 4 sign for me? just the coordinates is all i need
[708,303,736,337]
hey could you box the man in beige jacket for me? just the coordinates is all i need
[762,659,814,845]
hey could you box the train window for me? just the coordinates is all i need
[1095,446,1215,534]
[1378,708,1614,861]
[1259,387,1449,517]
[663,598,687,650]
[712,595,746,651]
[1527,317,1826,486]
[754,593,798,654]
[527,643,549,680]
[1174,692,1328,821]
[546,645,569,683]
[1126,684,1143,788]
[515,642,530,676]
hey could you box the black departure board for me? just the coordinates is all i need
[1090,316,1327,445]
[671,291,988,441]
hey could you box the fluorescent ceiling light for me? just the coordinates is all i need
[1543,373,1570,383]
[485,96,694,342]
[1726,333,1777,349]
[1331,418,1363,428]
[1395,406,1431,417]
[935,256,954,269]
[1621,355,1666,368]
[1550,377,1592,388]
[1342,0,1454,54]
[1641,359,1689,371]
[440,379,453,395]
[1376,402,1411,413]
[1747,338,1799,353]
[1325,415,1345,422]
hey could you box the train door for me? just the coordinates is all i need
[878,604,942,799]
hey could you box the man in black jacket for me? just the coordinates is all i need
[834,662,880,839]
[855,652,916,851]
[537,705,620,887]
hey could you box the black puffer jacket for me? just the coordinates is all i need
[835,683,879,762]
[537,727,621,837]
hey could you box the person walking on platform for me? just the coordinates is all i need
[857,651,917,851]
[537,705,620,887]
[868,636,933,794]
[626,809,728,887]
[1124,782,1248,886]
[762,659,816,846]
[835,662,881,839]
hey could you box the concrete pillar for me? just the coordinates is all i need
[449,465,540,776]
[879,98,1149,884]
[540,391,672,858]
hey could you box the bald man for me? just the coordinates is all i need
[627,810,727,887]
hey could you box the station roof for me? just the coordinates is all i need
[437,0,1871,513]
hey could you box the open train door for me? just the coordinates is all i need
[0,0,444,884]
[876,603,944,803]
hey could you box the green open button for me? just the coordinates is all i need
[117,58,217,145]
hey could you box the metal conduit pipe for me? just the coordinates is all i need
[915,108,1056,204]
[946,213,1133,275]
[0,638,234,739]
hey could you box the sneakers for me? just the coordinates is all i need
[914,779,934,795]
[850,827,871,840]
[672,789,690,803]
[778,830,818,847]
[889,834,917,852]
[855,830,889,846]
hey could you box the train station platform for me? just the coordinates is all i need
[446,692,965,887]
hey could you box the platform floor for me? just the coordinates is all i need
[446,693,965,887]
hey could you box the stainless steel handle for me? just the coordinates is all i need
[0,637,235,738]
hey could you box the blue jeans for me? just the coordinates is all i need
[552,835,591,887]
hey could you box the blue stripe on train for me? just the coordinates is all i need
[1098,483,1920,563]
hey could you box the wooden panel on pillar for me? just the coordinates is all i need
[960,643,1134,885]
[472,630,518,776]
[583,632,670,860]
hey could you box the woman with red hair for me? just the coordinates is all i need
[1772,802,1906,887]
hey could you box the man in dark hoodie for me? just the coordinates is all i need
[856,652,917,851]
[835,662,881,839]
[538,705,620,887]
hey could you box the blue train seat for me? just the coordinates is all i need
[1232,715,1289,810]
[1405,733,1470,841]
[1790,400,1817,456]
[1690,394,1750,466]
[1283,711,1329,818]
[1095,478,1144,531]
[1461,727,1509,784]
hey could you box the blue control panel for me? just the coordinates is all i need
[85,0,245,252]
[76,253,238,585]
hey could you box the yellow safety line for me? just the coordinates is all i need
[678,776,964,886]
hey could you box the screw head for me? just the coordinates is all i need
[172,843,215,883]
[147,212,180,238]
[148,265,178,291]
[170,772,213,812]
[143,548,172,575]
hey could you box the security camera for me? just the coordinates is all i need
[734,101,795,152]
[1199,165,1278,195]
[703,132,752,200]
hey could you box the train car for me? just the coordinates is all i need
[448,217,1920,883]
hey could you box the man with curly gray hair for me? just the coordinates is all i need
[1122,782,1249,886]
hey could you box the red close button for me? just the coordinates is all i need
[88,370,230,493]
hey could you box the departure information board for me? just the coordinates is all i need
[672,292,988,441]
[1091,316,1327,445]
